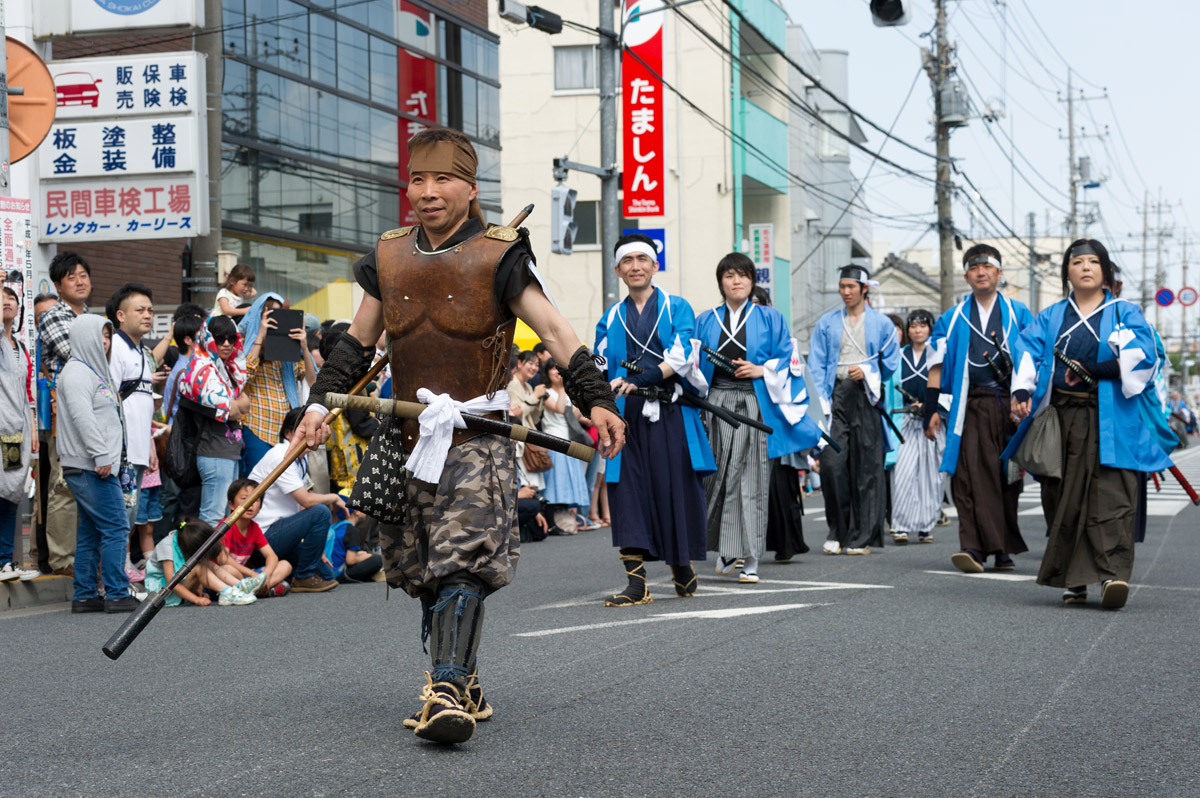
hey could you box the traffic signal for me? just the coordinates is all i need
[498,0,563,34]
[550,183,578,255]
[869,0,910,26]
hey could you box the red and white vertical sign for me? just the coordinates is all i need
[0,197,35,365]
[621,0,666,217]
[397,1,438,226]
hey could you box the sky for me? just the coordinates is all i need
[780,0,1199,338]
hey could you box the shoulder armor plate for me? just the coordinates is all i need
[484,225,519,242]
[380,226,415,241]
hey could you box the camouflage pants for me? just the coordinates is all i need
[378,435,520,601]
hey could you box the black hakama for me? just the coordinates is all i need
[609,394,708,566]
[820,378,886,549]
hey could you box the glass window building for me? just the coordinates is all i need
[219,0,500,304]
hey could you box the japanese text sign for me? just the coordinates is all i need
[41,118,197,178]
[397,1,438,226]
[749,223,774,295]
[42,177,200,243]
[0,198,36,361]
[41,52,208,242]
[49,53,201,119]
[34,0,204,39]
[622,0,666,217]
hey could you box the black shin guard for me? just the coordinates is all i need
[423,572,486,689]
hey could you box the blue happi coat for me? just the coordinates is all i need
[806,305,900,445]
[695,303,822,459]
[595,286,716,482]
[999,292,1173,473]
[927,293,1033,475]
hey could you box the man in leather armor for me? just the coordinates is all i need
[297,128,624,745]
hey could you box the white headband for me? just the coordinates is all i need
[615,241,658,266]
[965,255,1001,270]
[840,267,870,285]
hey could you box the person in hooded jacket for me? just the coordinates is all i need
[55,314,138,613]
[182,315,250,525]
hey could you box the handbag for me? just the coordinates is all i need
[163,390,202,488]
[522,443,553,473]
[564,410,595,448]
[1012,406,1061,479]
[350,418,409,525]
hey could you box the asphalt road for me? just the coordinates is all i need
[4,448,1199,797]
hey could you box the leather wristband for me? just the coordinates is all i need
[308,333,375,410]
[561,345,619,417]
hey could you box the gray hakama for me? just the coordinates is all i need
[703,377,770,560]
[890,413,946,534]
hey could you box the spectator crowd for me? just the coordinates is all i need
[3,251,385,613]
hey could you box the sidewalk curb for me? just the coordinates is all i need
[1,575,72,611]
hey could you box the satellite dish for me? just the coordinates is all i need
[6,37,57,164]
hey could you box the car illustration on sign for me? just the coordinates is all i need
[55,72,103,108]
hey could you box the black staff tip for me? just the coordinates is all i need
[102,595,164,660]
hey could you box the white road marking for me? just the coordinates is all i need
[1018,501,1191,518]
[513,602,827,638]
[526,579,891,611]
[924,569,1037,582]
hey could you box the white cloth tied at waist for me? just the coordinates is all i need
[406,388,511,483]
[641,382,682,423]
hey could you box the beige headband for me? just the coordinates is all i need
[408,139,478,184]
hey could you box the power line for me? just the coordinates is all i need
[1014,0,1106,91]
[955,167,1041,258]
[664,1,937,186]
[715,0,943,164]
[954,65,1070,214]
[791,65,926,276]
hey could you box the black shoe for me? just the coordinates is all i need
[104,596,142,613]
[993,554,1016,571]
[71,598,105,613]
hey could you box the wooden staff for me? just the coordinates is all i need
[102,355,390,661]
[325,394,595,464]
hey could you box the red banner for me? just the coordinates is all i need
[621,0,665,217]
[397,1,438,225]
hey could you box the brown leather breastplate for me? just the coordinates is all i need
[376,226,519,450]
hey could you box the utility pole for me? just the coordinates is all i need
[1183,236,1189,386]
[1155,187,1165,330]
[933,0,956,310]
[599,0,619,309]
[1058,71,1106,241]
[1141,189,1149,311]
[1065,72,1075,239]
[1027,211,1037,312]
[0,0,9,199]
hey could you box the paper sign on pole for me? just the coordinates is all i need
[749,223,774,297]
[0,198,36,364]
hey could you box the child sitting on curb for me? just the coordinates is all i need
[145,519,264,606]
[325,491,383,583]
[221,478,293,596]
